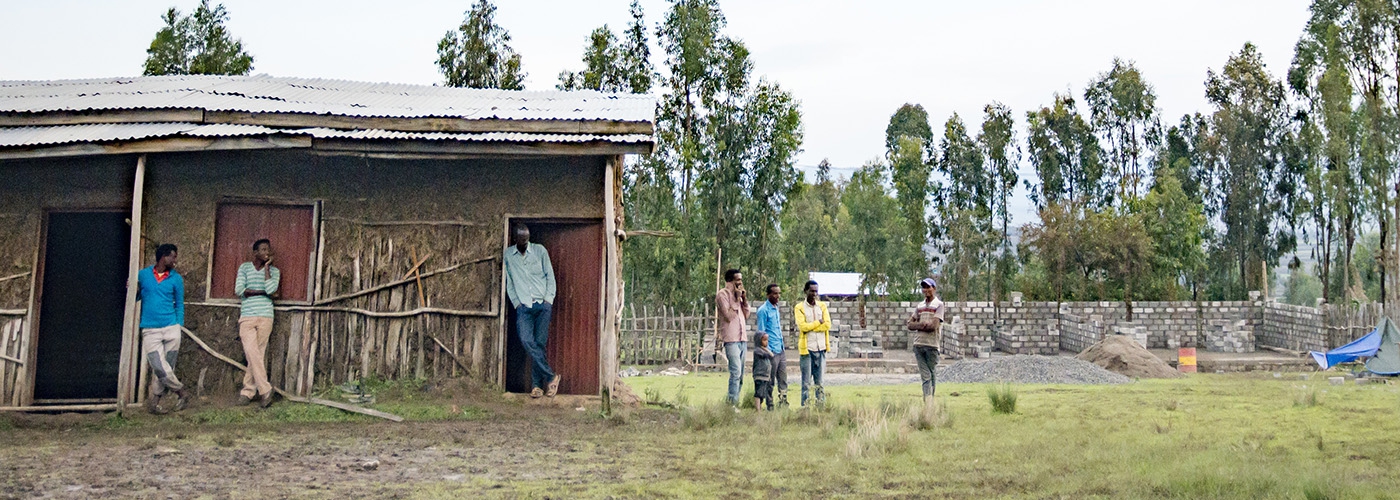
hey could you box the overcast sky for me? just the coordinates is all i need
[1,1,1313,224]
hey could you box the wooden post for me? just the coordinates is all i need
[116,154,147,410]
[600,155,623,415]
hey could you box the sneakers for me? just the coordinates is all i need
[172,389,191,412]
[258,391,275,409]
[530,387,543,398]
[145,393,166,415]
[815,386,826,403]
[777,391,789,409]
[546,375,561,397]
[236,394,253,406]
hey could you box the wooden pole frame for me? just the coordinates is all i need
[116,154,147,410]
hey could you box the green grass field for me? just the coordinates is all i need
[614,372,1400,499]
[4,372,1399,498]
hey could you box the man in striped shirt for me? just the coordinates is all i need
[235,238,280,408]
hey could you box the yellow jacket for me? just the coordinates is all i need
[793,300,831,355]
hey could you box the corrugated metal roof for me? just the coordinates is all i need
[296,127,652,144]
[0,75,656,122]
[0,123,279,147]
[0,122,650,148]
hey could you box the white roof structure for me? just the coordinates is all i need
[0,75,656,159]
[807,272,889,296]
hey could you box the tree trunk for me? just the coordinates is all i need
[1322,218,1332,303]
[1344,211,1355,302]
[1381,210,1389,307]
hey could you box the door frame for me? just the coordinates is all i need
[497,215,607,396]
[25,207,130,405]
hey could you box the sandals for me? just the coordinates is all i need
[546,375,561,397]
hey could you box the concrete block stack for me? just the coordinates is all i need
[841,329,884,359]
[1205,319,1256,353]
[993,323,1060,355]
[1113,322,1149,349]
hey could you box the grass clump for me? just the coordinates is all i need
[680,400,739,431]
[1294,385,1322,408]
[907,398,952,431]
[987,383,1017,414]
[845,405,911,458]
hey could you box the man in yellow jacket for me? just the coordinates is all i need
[794,280,830,406]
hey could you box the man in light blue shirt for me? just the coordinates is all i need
[504,224,560,398]
[756,283,788,408]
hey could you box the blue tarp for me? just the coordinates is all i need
[1310,328,1383,369]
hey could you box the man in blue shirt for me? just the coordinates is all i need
[504,224,560,398]
[756,283,788,408]
[137,243,189,414]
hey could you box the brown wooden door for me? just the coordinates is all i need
[210,203,316,301]
[505,220,602,395]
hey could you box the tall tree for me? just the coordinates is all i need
[885,103,935,154]
[1025,93,1105,208]
[437,0,526,90]
[936,113,992,300]
[142,0,253,76]
[979,102,1020,302]
[1085,58,1161,204]
[1201,43,1299,299]
[557,0,654,93]
[842,161,912,299]
[1137,169,1209,299]
[781,161,848,286]
[1292,18,1359,302]
[889,136,931,272]
[622,0,805,305]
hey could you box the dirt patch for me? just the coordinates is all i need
[1076,335,1183,379]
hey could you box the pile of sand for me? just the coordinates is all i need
[1075,335,1183,379]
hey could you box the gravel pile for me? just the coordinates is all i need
[937,355,1131,385]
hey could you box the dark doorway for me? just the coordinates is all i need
[505,220,603,396]
[33,211,130,401]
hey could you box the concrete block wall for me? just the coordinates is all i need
[726,297,1325,355]
[1259,301,1326,352]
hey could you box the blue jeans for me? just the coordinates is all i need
[800,350,826,406]
[724,341,746,405]
[515,302,555,389]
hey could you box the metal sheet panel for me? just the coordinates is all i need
[0,75,655,122]
[0,123,280,147]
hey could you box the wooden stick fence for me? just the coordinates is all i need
[1321,302,1385,349]
[619,303,713,366]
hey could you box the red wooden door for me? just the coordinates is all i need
[210,203,316,302]
[505,220,602,395]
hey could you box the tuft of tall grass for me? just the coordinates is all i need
[845,405,910,458]
[1293,385,1322,408]
[987,383,1017,414]
[907,397,953,431]
[681,400,738,431]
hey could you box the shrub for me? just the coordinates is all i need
[988,383,1017,414]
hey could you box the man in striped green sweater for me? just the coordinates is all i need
[235,239,280,408]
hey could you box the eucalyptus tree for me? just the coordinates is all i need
[1085,58,1161,205]
[143,0,253,76]
[436,0,526,89]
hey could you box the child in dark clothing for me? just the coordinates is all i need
[753,332,775,411]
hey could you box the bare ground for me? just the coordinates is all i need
[0,399,678,499]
